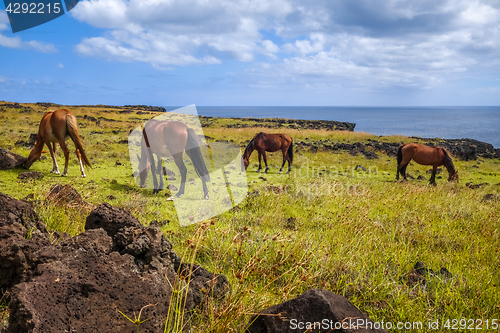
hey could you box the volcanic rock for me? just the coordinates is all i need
[17,172,44,181]
[247,289,387,333]
[0,148,27,170]
[1,198,229,333]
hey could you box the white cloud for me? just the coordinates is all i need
[461,1,499,24]
[72,0,293,65]
[70,0,500,93]
[0,10,58,53]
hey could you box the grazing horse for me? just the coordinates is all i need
[25,109,91,177]
[242,132,293,173]
[396,143,458,185]
[139,119,210,199]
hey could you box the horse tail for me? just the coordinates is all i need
[66,114,91,168]
[397,144,404,166]
[185,128,210,182]
[287,138,293,164]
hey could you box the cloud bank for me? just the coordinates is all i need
[67,0,500,91]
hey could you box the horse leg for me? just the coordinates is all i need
[279,150,286,174]
[257,152,262,172]
[173,153,187,197]
[263,152,269,173]
[201,179,209,199]
[75,147,86,177]
[401,163,409,181]
[145,149,160,194]
[48,142,60,174]
[157,155,164,191]
[58,140,70,177]
[429,166,437,185]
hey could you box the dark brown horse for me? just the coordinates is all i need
[139,119,210,198]
[25,109,91,177]
[242,132,293,173]
[396,143,458,185]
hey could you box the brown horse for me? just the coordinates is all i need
[25,109,91,177]
[139,119,210,198]
[242,132,293,173]
[396,143,458,185]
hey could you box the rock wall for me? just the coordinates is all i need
[0,195,229,333]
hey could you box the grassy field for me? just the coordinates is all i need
[0,102,499,332]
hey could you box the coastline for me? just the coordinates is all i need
[2,102,499,158]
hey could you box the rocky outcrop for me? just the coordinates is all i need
[415,138,500,161]
[1,196,229,333]
[46,184,91,210]
[203,117,355,131]
[17,172,44,181]
[0,193,51,297]
[0,103,34,112]
[294,137,500,161]
[0,148,27,170]
[247,289,388,333]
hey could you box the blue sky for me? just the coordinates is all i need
[1,0,500,106]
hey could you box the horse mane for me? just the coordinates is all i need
[244,138,255,157]
[441,147,455,173]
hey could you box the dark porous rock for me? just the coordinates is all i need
[0,193,51,298]
[426,168,442,174]
[417,175,427,180]
[413,138,498,161]
[46,184,87,208]
[17,172,44,181]
[168,184,178,192]
[400,262,453,291]
[481,194,499,202]
[466,182,489,189]
[0,148,27,170]
[4,202,230,333]
[85,202,142,238]
[247,289,387,333]
[14,134,37,149]
[355,165,367,172]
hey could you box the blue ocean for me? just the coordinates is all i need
[172,106,500,148]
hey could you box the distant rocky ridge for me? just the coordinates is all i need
[201,116,356,131]
[295,137,500,161]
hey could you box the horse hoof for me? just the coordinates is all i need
[51,170,60,175]
[61,173,67,177]
[204,194,209,200]
[81,174,86,178]
[175,192,183,198]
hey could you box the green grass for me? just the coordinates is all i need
[1,102,499,332]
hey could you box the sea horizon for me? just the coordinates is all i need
[162,106,500,149]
